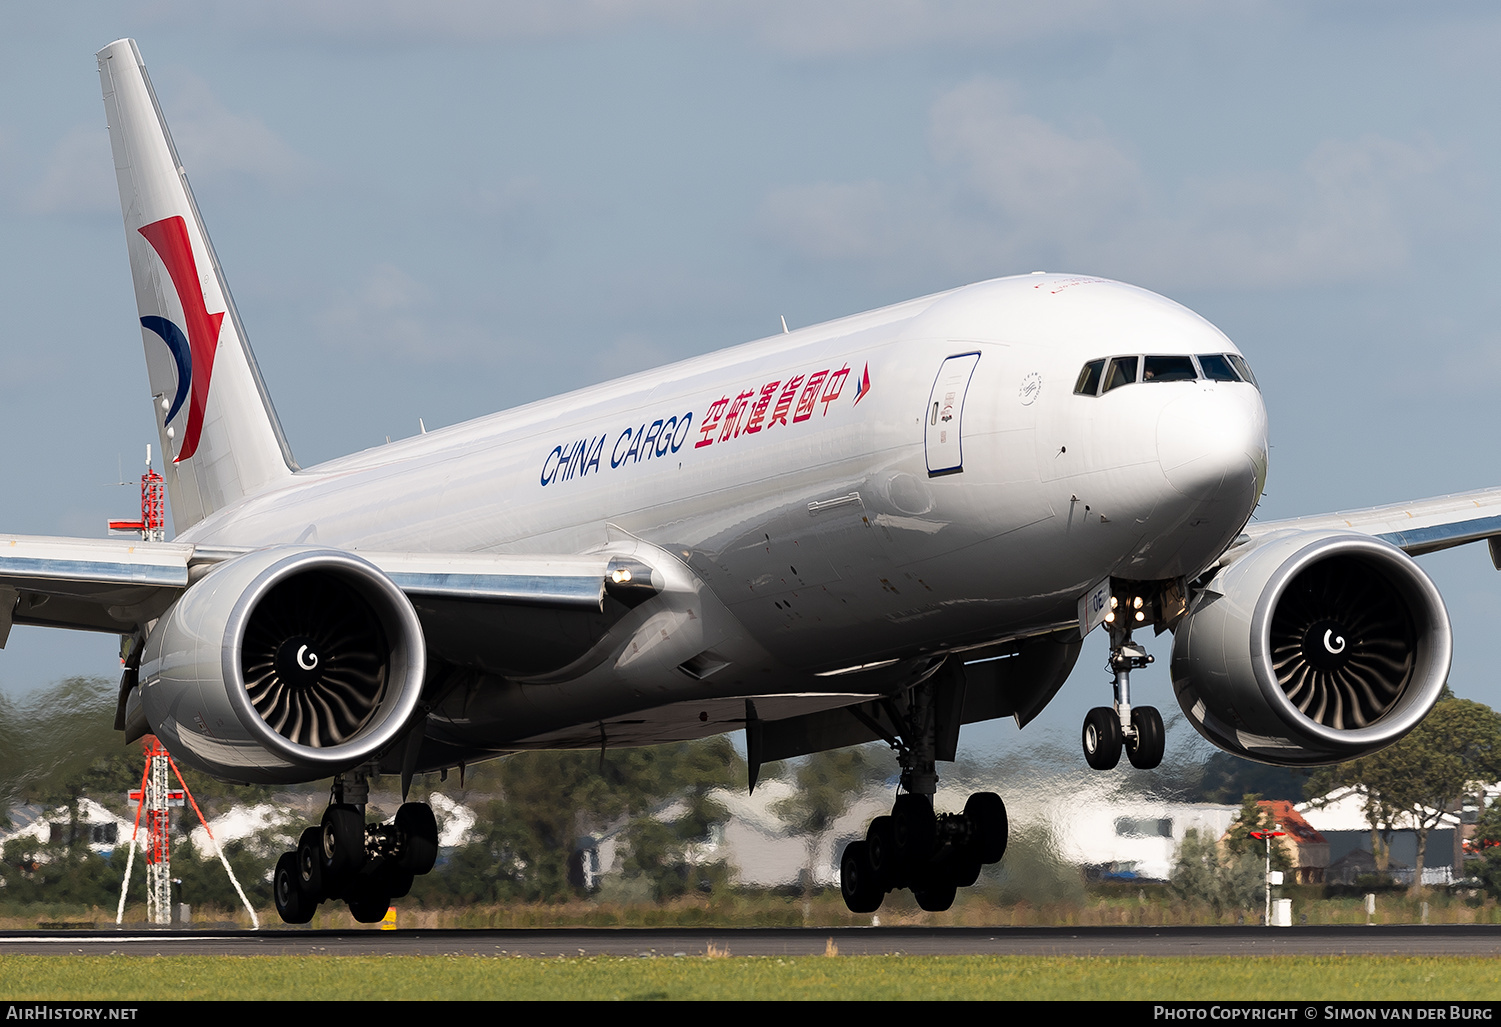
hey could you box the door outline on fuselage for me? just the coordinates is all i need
[925,351,981,477]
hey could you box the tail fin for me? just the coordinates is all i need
[97,39,296,533]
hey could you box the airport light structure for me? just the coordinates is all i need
[107,446,259,927]
[107,444,165,542]
[114,734,260,928]
[1250,827,1286,927]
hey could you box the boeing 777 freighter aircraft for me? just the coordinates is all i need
[0,40,1492,921]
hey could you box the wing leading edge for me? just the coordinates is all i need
[1241,485,1501,563]
[0,534,631,642]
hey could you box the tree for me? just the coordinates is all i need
[412,738,743,905]
[0,676,122,807]
[1170,826,1262,916]
[1223,794,1293,877]
[771,745,884,900]
[1469,795,1501,899]
[1194,753,1310,804]
[1306,694,1501,890]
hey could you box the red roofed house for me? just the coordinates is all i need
[1255,800,1330,884]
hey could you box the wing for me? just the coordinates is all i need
[1240,485,1501,561]
[0,533,636,645]
[0,535,194,639]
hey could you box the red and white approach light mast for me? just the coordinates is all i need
[109,446,259,928]
[108,445,165,541]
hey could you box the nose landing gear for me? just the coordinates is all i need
[1082,626,1165,771]
[272,772,440,925]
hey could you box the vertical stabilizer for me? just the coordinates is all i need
[98,39,296,533]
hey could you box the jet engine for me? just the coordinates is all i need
[138,546,426,784]
[1170,530,1450,766]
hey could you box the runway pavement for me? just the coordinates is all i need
[4,925,1501,958]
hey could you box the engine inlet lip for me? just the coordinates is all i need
[1249,532,1450,750]
[220,547,426,767]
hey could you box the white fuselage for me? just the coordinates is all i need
[178,273,1268,748]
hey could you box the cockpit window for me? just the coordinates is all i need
[1074,359,1105,396]
[1101,356,1139,393]
[1073,352,1260,396]
[1142,355,1197,382]
[1197,354,1240,382]
[1227,353,1259,388]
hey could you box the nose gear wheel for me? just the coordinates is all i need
[1083,706,1123,770]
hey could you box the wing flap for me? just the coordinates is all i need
[361,551,610,607]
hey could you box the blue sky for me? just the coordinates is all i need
[3,2,1500,760]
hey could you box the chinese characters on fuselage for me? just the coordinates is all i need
[539,363,853,487]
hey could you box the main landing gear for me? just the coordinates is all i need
[273,771,440,925]
[1082,622,1165,771]
[841,791,1008,914]
[839,672,1009,914]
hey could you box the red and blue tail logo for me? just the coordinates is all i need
[853,362,871,405]
[136,216,224,463]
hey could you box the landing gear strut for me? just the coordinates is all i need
[839,669,1009,914]
[272,770,440,925]
[1082,620,1165,771]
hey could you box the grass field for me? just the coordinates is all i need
[2,954,1500,1001]
[8,884,1501,932]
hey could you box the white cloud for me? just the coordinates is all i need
[734,0,1211,58]
[131,0,1218,54]
[155,71,318,189]
[316,262,495,360]
[25,127,116,214]
[759,78,1465,290]
[22,74,315,215]
[928,79,1144,243]
[761,181,901,260]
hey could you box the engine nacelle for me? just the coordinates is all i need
[139,546,426,784]
[1171,530,1450,766]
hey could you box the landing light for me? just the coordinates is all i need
[610,568,633,584]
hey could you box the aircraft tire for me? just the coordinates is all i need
[964,792,1008,864]
[1082,707,1122,770]
[346,889,392,924]
[274,851,315,925]
[388,868,416,900]
[949,849,983,889]
[840,841,884,914]
[865,816,899,888]
[395,802,439,875]
[295,826,325,901]
[1127,706,1165,770]
[891,794,937,869]
[321,804,365,892]
[912,865,957,912]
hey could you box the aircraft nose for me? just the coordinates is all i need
[1156,387,1268,504]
